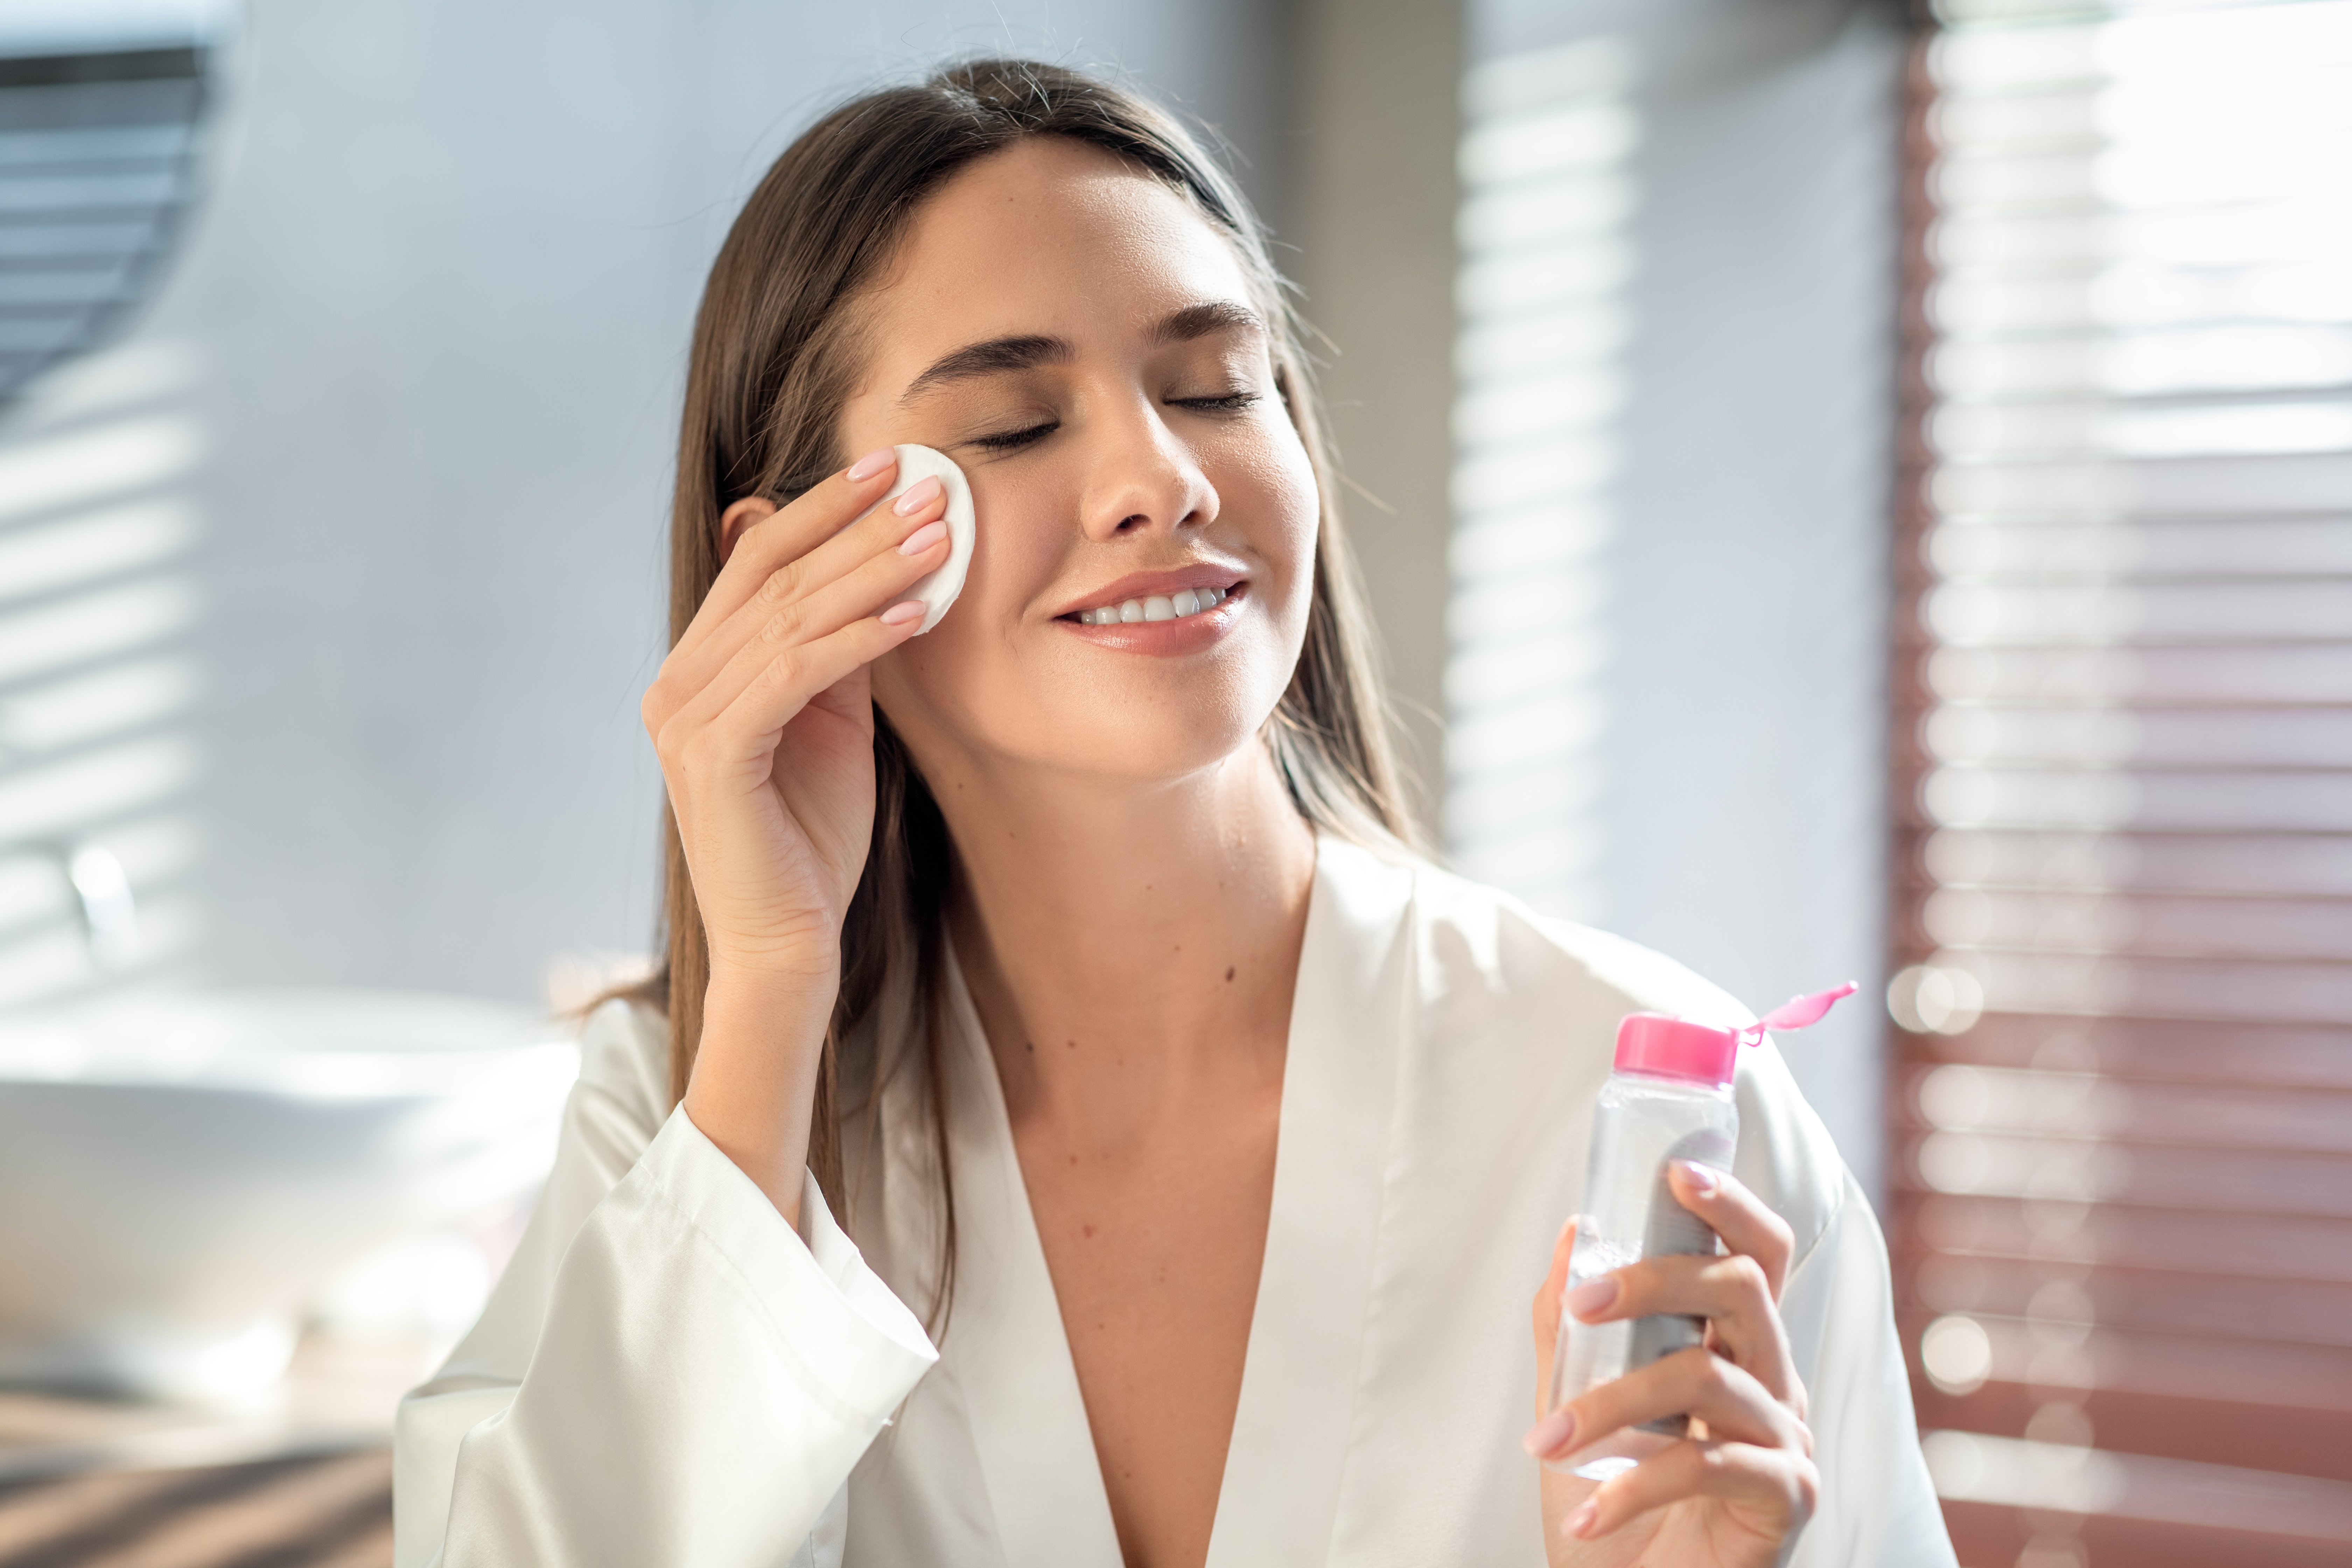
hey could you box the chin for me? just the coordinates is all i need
[1002,681,1277,784]
[885,595,1306,761]
[882,657,1286,795]
[1059,719,1269,786]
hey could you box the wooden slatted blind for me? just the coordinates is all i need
[1890,3,2352,1566]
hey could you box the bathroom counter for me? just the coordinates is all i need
[0,1447,390,1567]
[0,1329,429,1566]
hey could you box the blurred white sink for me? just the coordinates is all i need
[0,989,578,1401]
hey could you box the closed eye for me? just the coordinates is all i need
[1172,392,1260,414]
[972,419,1058,452]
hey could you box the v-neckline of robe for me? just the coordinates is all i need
[936,836,1416,1568]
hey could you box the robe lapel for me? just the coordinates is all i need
[937,957,1127,1568]
[1205,839,1418,1568]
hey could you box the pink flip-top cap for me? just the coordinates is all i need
[1614,1014,1744,1086]
[1612,983,1860,1087]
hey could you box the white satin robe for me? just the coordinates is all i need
[394,837,1956,1567]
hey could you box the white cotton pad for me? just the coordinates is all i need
[880,443,974,635]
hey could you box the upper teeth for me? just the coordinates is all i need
[1078,586,1231,625]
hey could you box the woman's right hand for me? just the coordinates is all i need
[639,448,953,1217]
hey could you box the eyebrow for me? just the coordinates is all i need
[895,301,1266,406]
[1153,300,1264,345]
[898,334,1071,405]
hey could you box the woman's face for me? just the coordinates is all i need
[836,136,1319,791]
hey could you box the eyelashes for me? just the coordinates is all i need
[1174,392,1261,414]
[970,391,1263,453]
[973,421,1057,452]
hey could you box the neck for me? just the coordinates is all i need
[929,741,1317,1148]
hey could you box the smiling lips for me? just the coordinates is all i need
[1072,585,1233,626]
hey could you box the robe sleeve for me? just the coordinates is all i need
[1777,1174,1958,1568]
[391,1001,938,1568]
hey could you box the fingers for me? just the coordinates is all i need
[1667,1162,1795,1298]
[1525,1177,1814,1556]
[1537,1345,1808,1460]
[663,452,942,698]
[729,609,921,742]
[653,528,943,769]
[646,483,949,745]
[1531,1217,1576,1422]
[727,470,947,636]
[1533,1217,1576,1349]
[699,451,902,630]
[665,607,922,798]
[1566,1250,1800,1407]
[1562,1438,1818,1547]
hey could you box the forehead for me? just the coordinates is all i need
[860,137,1258,365]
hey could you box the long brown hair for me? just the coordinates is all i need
[633,58,1417,1320]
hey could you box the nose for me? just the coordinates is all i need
[1077,393,1219,542]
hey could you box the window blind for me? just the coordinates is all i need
[0,47,206,400]
[1892,4,2352,1566]
[0,44,210,1004]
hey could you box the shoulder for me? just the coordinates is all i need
[1321,835,1752,1029]
[1318,836,1849,1253]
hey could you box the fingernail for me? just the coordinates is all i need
[1566,1277,1619,1321]
[1677,1160,1720,1197]
[880,600,924,626]
[899,519,948,555]
[1522,1407,1576,1458]
[1567,1500,1600,1539]
[891,475,943,515]
[845,448,895,481]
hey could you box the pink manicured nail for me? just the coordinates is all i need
[1567,1500,1600,1539]
[1567,1277,1619,1321]
[879,600,924,627]
[1676,1160,1720,1197]
[899,519,948,556]
[891,475,943,516]
[1522,1407,1576,1458]
[845,449,895,481]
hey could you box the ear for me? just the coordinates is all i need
[716,495,778,565]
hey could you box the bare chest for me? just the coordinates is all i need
[1014,1093,1281,1568]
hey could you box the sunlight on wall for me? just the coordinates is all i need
[0,339,203,1006]
[1447,36,1637,923]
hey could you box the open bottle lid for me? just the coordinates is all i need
[1612,982,1857,1087]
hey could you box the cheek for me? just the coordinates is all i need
[1215,416,1322,633]
[914,466,1065,661]
[1265,439,1322,606]
[867,478,1060,741]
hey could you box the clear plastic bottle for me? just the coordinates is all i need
[1545,985,1854,1480]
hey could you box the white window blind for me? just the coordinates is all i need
[1893,4,2352,1566]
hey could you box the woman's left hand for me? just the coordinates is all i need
[1526,1162,1820,1567]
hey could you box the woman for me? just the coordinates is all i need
[394,60,1952,1568]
